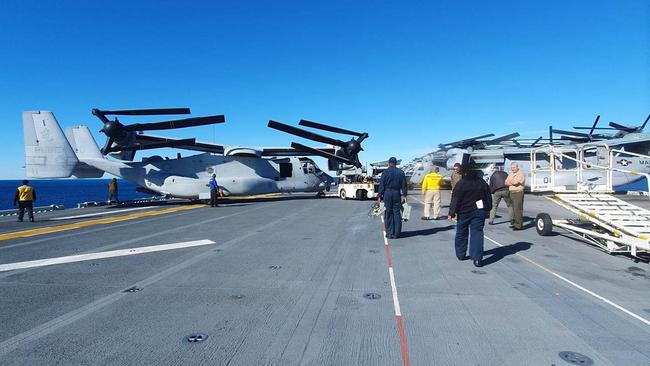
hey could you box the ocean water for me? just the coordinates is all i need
[0,179,153,210]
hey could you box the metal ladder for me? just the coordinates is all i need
[531,143,650,256]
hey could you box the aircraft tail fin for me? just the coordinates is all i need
[23,111,78,178]
[64,126,105,178]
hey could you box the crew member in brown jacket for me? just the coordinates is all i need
[505,162,525,230]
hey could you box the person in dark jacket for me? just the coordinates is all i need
[488,167,512,225]
[378,157,407,239]
[208,174,219,207]
[448,164,492,267]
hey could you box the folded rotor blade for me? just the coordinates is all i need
[530,136,543,147]
[291,142,360,167]
[559,135,587,142]
[640,114,650,131]
[298,120,364,137]
[260,147,336,157]
[135,134,225,154]
[97,108,191,116]
[552,129,590,138]
[486,132,520,144]
[573,127,617,130]
[117,138,197,151]
[124,115,225,131]
[589,115,601,136]
[440,134,495,147]
[609,121,636,132]
[268,120,345,147]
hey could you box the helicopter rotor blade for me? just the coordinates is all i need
[116,138,197,151]
[588,115,601,136]
[529,136,543,148]
[439,133,495,148]
[123,115,225,132]
[298,120,364,137]
[573,127,617,130]
[551,129,590,138]
[486,132,520,145]
[95,108,191,116]
[268,120,345,147]
[291,142,360,167]
[609,121,636,132]
[640,114,650,131]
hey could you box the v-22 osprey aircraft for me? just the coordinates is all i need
[22,108,369,199]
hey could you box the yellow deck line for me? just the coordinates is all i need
[0,205,204,242]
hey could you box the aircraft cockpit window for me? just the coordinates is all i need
[302,162,315,174]
[280,163,293,177]
[623,142,650,155]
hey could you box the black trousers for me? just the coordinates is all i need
[210,189,219,207]
[383,190,402,237]
[18,201,34,221]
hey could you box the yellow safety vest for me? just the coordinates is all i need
[422,173,443,191]
[17,185,34,201]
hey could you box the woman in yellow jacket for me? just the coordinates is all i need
[421,167,443,220]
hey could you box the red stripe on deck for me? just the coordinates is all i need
[380,222,411,366]
[395,315,411,366]
[384,244,393,268]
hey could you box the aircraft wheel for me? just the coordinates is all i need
[339,190,347,200]
[536,213,553,236]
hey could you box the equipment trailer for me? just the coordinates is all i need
[531,143,650,258]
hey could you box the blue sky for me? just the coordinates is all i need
[0,0,648,179]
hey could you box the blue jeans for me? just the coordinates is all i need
[454,209,486,261]
[383,190,402,237]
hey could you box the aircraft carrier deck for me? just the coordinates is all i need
[0,191,648,365]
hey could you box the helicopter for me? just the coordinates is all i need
[405,114,650,189]
[22,108,370,199]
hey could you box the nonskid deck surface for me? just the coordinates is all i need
[0,191,648,365]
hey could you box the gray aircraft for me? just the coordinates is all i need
[406,114,650,189]
[22,108,369,199]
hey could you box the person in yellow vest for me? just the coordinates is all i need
[13,179,36,222]
[421,166,443,220]
[108,178,119,204]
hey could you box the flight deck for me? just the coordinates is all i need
[0,192,648,365]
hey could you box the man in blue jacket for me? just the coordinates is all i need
[208,174,219,207]
[378,157,407,239]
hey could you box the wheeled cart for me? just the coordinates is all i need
[531,143,650,258]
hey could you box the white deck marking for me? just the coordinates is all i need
[0,239,215,272]
[50,206,155,220]
[381,215,402,316]
[411,196,650,327]
[388,267,402,316]
[485,235,650,327]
